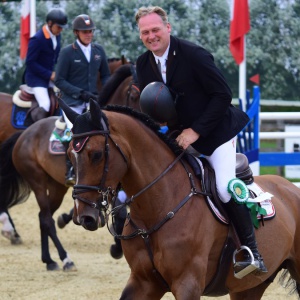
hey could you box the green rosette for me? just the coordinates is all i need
[227,178,249,203]
[227,178,267,228]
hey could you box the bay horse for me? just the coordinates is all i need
[61,99,300,299]
[0,66,139,270]
[0,59,138,246]
[56,63,140,230]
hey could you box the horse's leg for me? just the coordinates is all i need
[110,198,127,259]
[57,207,74,229]
[0,210,22,245]
[39,181,76,272]
[120,274,167,300]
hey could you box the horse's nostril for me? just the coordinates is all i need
[80,216,98,231]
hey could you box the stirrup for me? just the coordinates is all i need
[233,246,260,279]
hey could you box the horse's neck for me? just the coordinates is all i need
[121,138,191,222]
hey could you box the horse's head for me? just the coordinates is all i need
[99,64,140,111]
[59,99,128,231]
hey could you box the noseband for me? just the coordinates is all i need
[71,121,128,212]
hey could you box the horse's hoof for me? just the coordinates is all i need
[63,261,77,272]
[1,230,22,244]
[110,244,123,259]
[46,262,60,271]
[57,214,68,229]
[10,231,22,245]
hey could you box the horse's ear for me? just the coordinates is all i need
[89,99,103,129]
[58,98,79,124]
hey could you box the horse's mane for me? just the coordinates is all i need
[107,57,122,62]
[99,64,133,106]
[105,105,183,156]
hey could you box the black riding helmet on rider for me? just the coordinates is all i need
[46,9,68,29]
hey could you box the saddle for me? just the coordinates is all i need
[11,85,59,128]
[184,152,274,224]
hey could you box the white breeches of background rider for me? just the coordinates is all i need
[62,102,88,130]
[205,137,237,203]
[32,81,54,112]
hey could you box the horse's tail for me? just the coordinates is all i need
[278,269,300,297]
[0,132,31,209]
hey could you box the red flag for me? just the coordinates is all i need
[20,0,30,60]
[229,0,250,65]
[249,74,260,85]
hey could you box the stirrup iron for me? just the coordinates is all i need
[233,245,258,279]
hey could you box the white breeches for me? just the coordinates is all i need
[32,87,51,112]
[205,137,237,203]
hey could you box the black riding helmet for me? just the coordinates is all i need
[140,82,177,123]
[46,9,68,28]
[72,14,96,31]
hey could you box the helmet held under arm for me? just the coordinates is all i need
[140,82,177,124]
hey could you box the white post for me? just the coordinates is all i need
[30,0,36,36]
[239,35,247,111]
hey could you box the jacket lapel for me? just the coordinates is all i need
[166,36,178,85]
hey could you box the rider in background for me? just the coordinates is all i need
[25,9,67,122]
[135,6,267,275]
[55,14,110,187]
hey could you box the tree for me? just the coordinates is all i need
[0,0,299,100]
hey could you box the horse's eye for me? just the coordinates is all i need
[92,151,102,162]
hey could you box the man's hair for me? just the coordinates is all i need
[135,6,168,25]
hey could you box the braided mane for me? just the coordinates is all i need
[104,105,183,156]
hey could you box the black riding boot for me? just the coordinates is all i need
[62,141,75,187]
[224,198,268,275]
[31,107,49,122]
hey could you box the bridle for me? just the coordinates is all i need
[71,119,128,212]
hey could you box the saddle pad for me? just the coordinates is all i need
[49,127,65,155]
[192,156,275,225]
[11,103,29,129]
[207,182,275,225]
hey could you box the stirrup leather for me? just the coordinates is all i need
[233,246,258,279]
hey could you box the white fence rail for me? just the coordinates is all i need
[259,112,300,139]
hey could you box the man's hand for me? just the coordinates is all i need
[176,128,200,149]
[50,71,56,81]
[80,91,98,102]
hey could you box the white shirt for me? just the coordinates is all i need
[46,25,57,50]
[77,39,91,62]
[153,45,170,84]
